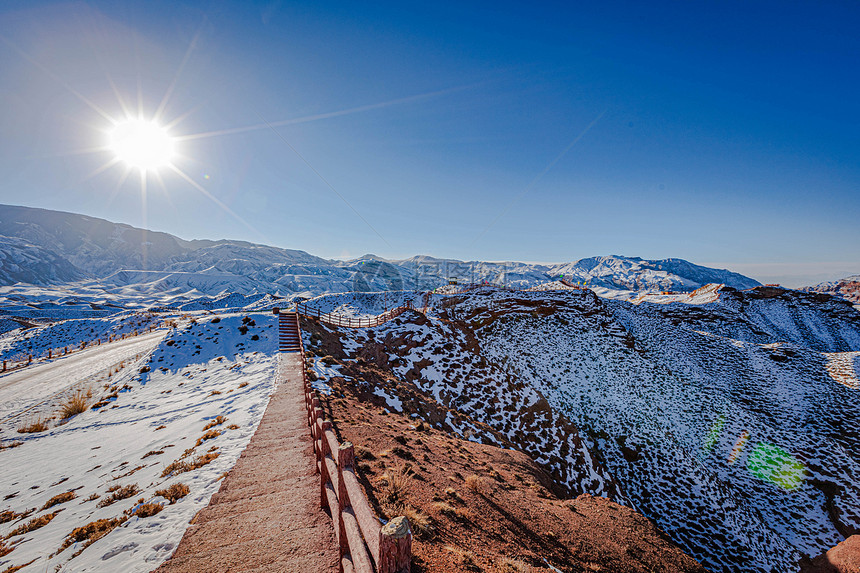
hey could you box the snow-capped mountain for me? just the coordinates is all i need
[0,204,760,300]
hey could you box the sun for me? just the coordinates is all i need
[108,119,176,172]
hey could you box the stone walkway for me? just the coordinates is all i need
[155,353,338,573]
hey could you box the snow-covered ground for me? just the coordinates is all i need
[0,313,278,573]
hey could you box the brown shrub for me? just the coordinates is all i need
[129,503,163,518]
[41,491,76,511]
[6,512,58,537]
[0,441,22,451]
[195,429,221,447]
[60,517,126,551]
[203,416,227,430]
[0,510,20,524]
[155,483,190,504]
[141,450,164,459]
[227,424,240,430]
[0,538,13,557]
[97,484,140,508]
[161,452,219,478]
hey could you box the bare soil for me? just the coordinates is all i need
[321,378,708,573]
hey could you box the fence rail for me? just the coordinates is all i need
[288,311,412,572]
[296,300,415,329]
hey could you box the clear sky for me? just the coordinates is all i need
[0,1,858,286]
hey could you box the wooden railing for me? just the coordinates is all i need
[296,300,414,328]
[296,315,412,573]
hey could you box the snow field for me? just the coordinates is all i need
[0,313,278,573]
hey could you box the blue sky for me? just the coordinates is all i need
[0,1,858,286]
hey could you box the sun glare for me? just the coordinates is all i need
[109,119,175,171]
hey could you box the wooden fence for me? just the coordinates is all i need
[296,300,415,328]
[295,315,412,573]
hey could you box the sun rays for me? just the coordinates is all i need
[1,23,469,246]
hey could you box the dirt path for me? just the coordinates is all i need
[0,329,166,420]
[155,352,338,573]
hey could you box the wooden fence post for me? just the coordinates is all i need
[337,442,354,569]
[320,419,332,509]
[379,516,412,573]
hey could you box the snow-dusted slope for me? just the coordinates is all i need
[0,313,277,573]
[299,288,860,573]
[0,236,86,285]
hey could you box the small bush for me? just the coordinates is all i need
[0,538,13,557]
[250,334,259,341]
[41,491,76,511]
[155,483,190,504]
[161,452,219,478]
[238,325,248,335]
[60,392,89,419]
[0,510,20,524]
[238,382,249,388]
[227,424,239,430]
[17,417,49,433]
[203,416,227,431]
[7,512,58,537]
[196,430,221,446]
[60,517,126,551]
[129,503,163,518]
[211,317,221,323]
[97,484,140,508]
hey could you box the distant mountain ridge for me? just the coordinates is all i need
[0,204,761,296]
[805,275,860,304]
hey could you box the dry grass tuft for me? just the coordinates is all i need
[156,482,190,504]
[400,505,433,538]
[447,546,482,572]
[59,517,126,552]
[227,423,240,430]
[465,474,487,496]
[0,538,13,558]
[203,415,227,430]
[497,558,541,572]
[161,452,219,478]
[195,429,222,446]
[377,464,413,514]
[0,510,21,524]
[96,484,140,508]
[59,391,89,419]
[128,503,163,518]
[0,441,22,451]
[17,417,49,434]
[41,491,76,511]
[433,501,471,522]
[6,512,59,537]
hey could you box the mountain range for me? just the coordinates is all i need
[0,204,762,299]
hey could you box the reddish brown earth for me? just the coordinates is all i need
[319,375,708,573]
[155,353,337,573]
[801,535,860,573]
